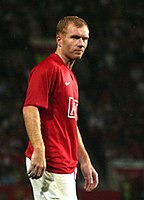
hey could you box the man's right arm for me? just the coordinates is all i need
[22,105,46,179]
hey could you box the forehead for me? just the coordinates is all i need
[66,23,89,37]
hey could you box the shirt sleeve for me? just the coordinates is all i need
[24,65,56,109]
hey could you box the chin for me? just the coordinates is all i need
[75,54,83,60]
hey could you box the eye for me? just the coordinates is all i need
[71,35,88,41]
[82,37,88,42]
[71,35,80,40]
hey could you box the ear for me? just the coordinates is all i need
[56,34,62,47]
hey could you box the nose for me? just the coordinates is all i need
[78,38,85,47]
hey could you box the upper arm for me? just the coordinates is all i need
[24,65,57,109]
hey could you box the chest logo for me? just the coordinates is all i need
[68,97,78,120]
[65,81,70,86]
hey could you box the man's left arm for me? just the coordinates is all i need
[77,125,99,191]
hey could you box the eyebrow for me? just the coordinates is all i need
[71,34,89,39]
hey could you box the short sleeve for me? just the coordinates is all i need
[24,65,56,109]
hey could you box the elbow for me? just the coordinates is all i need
[22,106,27,119]
[22,106,31,117]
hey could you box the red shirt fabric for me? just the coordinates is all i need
[24,53,79,174]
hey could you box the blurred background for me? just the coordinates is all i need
[0,0,144,199]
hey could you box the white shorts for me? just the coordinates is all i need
[26,158,78,200]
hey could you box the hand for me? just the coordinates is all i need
[80,162,99,192]
[27,149,46,179]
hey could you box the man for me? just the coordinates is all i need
[23,16,99,200]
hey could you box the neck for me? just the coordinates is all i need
[55,49,75,70]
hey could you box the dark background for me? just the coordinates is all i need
[0,0,144,199]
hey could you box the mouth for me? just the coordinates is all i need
[74,49,84,54]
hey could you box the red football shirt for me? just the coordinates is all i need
[24,53,79,174]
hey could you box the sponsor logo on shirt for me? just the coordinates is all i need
[68,97,78,120]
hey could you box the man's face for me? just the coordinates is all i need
[57,23,89,61]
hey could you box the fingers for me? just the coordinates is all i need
[27,164,46,179]
[84,171,99,192]
[84,178,95,192]
[84,176,94,192]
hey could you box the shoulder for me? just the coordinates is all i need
[37,53,64,73]
[28,54,65,84]
[29,54,57,76]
